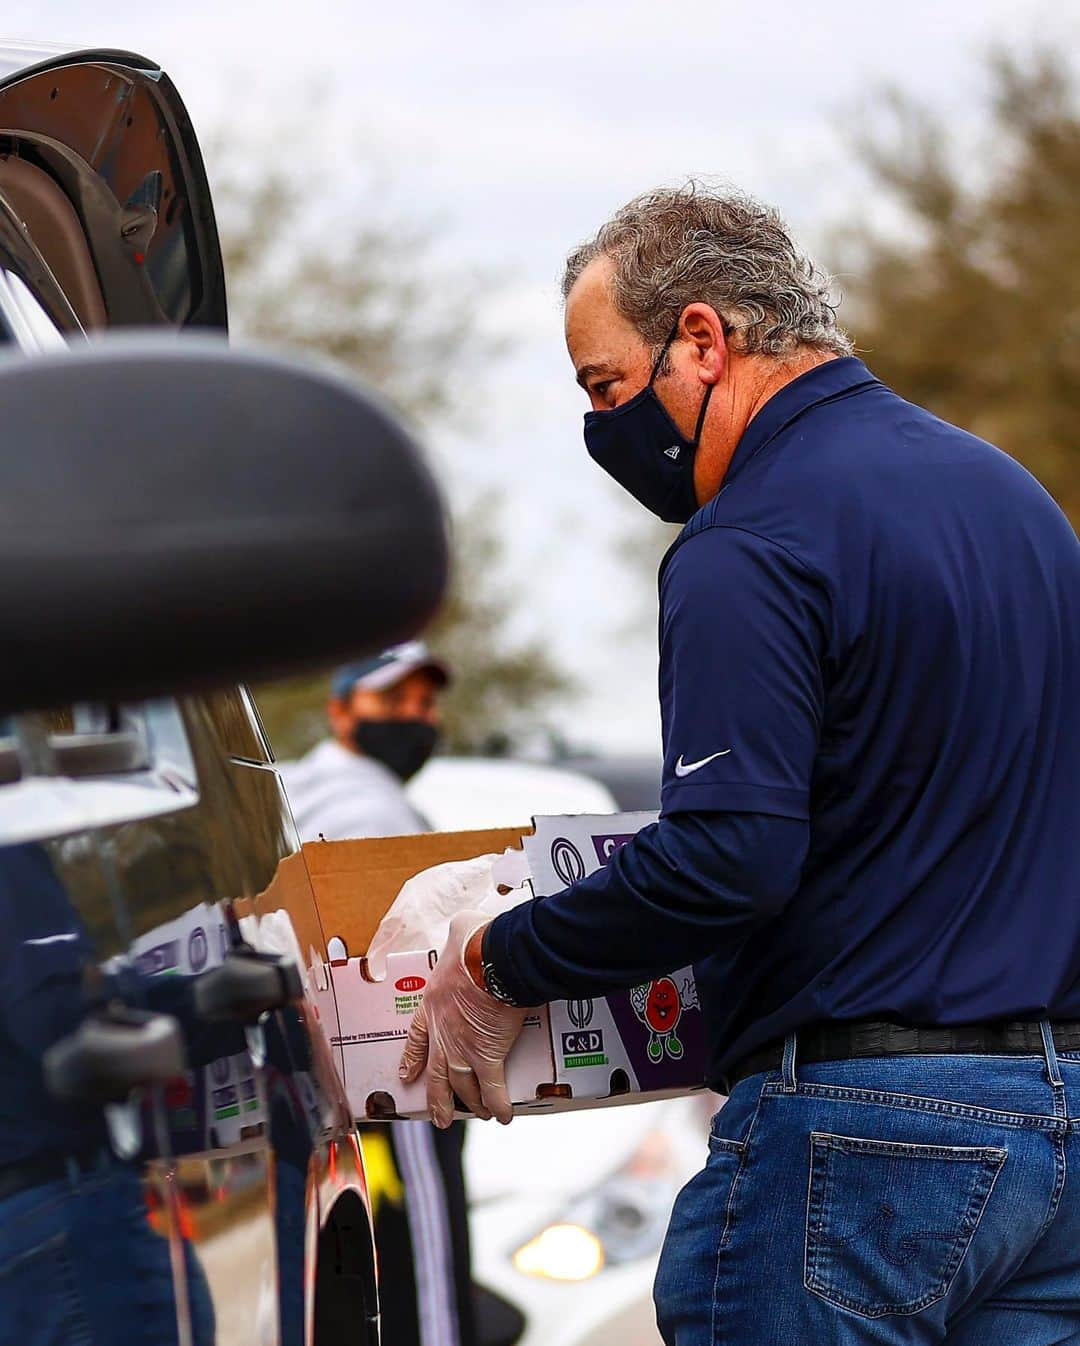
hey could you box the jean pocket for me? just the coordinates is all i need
[803,1131,1006,1319]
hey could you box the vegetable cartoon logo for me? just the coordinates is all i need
[629,975,699,1063]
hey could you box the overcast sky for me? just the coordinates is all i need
[6,2,1077,754]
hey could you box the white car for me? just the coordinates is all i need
[408,755,619,830]
[465,1094,714,1346]
[408,756,718,1346]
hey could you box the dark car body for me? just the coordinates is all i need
[0,46,382,1345]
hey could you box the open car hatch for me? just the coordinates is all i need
[0,44,225,333]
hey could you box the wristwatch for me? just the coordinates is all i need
[479,926,521,1006]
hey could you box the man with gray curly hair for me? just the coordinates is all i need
[403,181,1080,1344]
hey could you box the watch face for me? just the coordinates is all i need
[483,962,516,1006]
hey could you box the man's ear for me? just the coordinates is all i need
[680,303,728,385]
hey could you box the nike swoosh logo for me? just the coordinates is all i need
[674,750,732,777]
[24,933,79,946]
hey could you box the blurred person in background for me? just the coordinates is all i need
[402,184,1080,1346]
[281,644,489,1346]
[283,641,444,842]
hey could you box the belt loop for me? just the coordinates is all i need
[64,1154,80,1186]
[781,1032,798,1094]
[1040,1018,1064,1088]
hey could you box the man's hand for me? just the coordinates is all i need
[399,910,532,1128]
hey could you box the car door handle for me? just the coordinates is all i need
[43,1005,186,1104]
[193,950,303,1023]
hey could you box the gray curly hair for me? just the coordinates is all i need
[562,182,852,359]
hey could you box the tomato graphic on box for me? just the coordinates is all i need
[629,975,698,1064]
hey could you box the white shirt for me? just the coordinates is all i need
[280,738,430,842]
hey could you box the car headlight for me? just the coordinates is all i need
[511,1129,684,1280]
[512,1223,605,1282]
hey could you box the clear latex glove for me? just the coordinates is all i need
[363,856,527,985]
[399,909,531,1128]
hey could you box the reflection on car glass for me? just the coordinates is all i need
[0,840,218,1344]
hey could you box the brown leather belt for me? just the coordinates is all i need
[720,1019,1080,1095]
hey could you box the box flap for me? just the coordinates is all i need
[249,850,328,961]
[302,827,531,954]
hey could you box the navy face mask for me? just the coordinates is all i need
[583,320,714,524]
[351,718,439,781]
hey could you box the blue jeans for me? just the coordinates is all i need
[654,1030,1080,1344]
[0,1153,214,1346]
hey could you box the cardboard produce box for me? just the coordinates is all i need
[304,812,707,1120]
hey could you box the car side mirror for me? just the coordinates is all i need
[0,335,449,713]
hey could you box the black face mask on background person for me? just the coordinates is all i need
[351,719,439,782]
[582,318,714,524]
